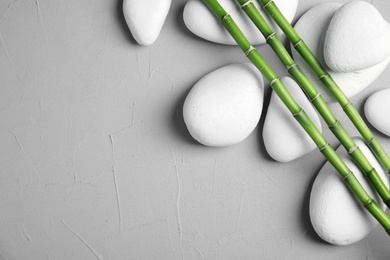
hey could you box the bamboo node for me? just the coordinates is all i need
[328,120,339,129]
[245,46,256,56]
[319,74,330,80]
[263,0,274,9]
[366,137,376,145]
[343,171,352,181]
[348,145,358,155]
[366,168,375,177]
[310,92,321,102]
[293,109,303,117]
[293,39,303,48]
[286,63,298,71]
[342,101,352,111]
[241,0,254,8]
[319,142,329,151]
[222,13,230,22]
[266,32,276,42]
[364,199,374,207]
[270,77,280,86]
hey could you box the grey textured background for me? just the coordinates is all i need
[0,0,389,259]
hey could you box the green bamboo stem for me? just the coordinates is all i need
[259,0,390,175]
[237,0,390,208]
[202,0,390,236]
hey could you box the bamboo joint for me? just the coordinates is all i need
[245,46,256,56]
[319,74,330,80]
[328,120,339,129]
[266,32,276,42]
[262,0,274,9]
[343,171,352,181]
[310,92,321,102]
[364,199,374,207]
[348,145,358,155]
[293,39,303,48]
[366,168,375,178]
[222,13,230,22]
[286,63,298,71]
[270,77,280,86]
[293,109,303,117]
[343,101,352,111]
[241,0,253,8]
[319,142,329,151]
[366,137,376,146]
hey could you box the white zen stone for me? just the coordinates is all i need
[183,63,264,147]
[310,138,388,245]
[292,3,390,103]
[183,0,298,45]
[123,0,171,45]
[263,77,321,162]
[324,1,390,72]
[365,88,390,137]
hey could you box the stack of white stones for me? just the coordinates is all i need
[183,0,390,246]
[123,0,390,247]
[183,0,304,152]
[292,1,390,103]
[292,1,390,246]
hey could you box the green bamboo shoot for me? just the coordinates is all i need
[237,0,390,208]
[202,0,390,236]
[259,0,390,175]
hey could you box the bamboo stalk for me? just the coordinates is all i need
[259,0,390,175]
[236,0,390,208]
[202,0,390,236]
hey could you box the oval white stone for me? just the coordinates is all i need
[310,137,388,245]
[183,0,298,45]
[324,1,390,72]
[183,63,264,147]
[292,3,390,103]
[263,77,321,162]
[123,0,171,45]
[365,88,390,137]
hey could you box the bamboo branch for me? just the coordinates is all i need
[236,0,390,208]
[259,0,390,175]
[202,0,390,236]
